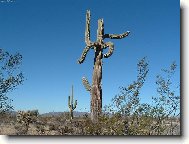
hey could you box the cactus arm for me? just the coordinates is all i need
[71,85,73,105]
[68,96,71,109]
[103,42,114,58]
[97,19,104,43]
[85,10,93,46]
[73,100,77,110]
[104,31,130,39]
[78,45,94,64]
[82,77,91,91]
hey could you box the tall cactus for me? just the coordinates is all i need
[78,10,130,123]
[68,85,77,119]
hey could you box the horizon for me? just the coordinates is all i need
[0,0,180,114]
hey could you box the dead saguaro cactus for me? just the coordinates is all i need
[78,10,130,123]
[68,85,77,120]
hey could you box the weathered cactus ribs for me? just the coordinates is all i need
[78,10,130,123]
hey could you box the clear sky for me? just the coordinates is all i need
[0,0,180,114]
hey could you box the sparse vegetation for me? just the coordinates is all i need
[0,58,180,135]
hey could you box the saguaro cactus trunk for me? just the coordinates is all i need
[91,49,103,122]
[78,10,130,123]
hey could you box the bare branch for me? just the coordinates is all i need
[82,77,91,91]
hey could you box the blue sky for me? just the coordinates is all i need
[0,0,180,114]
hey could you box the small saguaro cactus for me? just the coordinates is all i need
[68,85,77,119]
[78,10,130,123]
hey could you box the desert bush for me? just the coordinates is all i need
[107,58,180,135]
[109,57,150,135]
[15,110,38,135]
[0,49,24,114]
[150,62,180,135]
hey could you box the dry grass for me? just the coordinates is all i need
[0,113,180,135]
